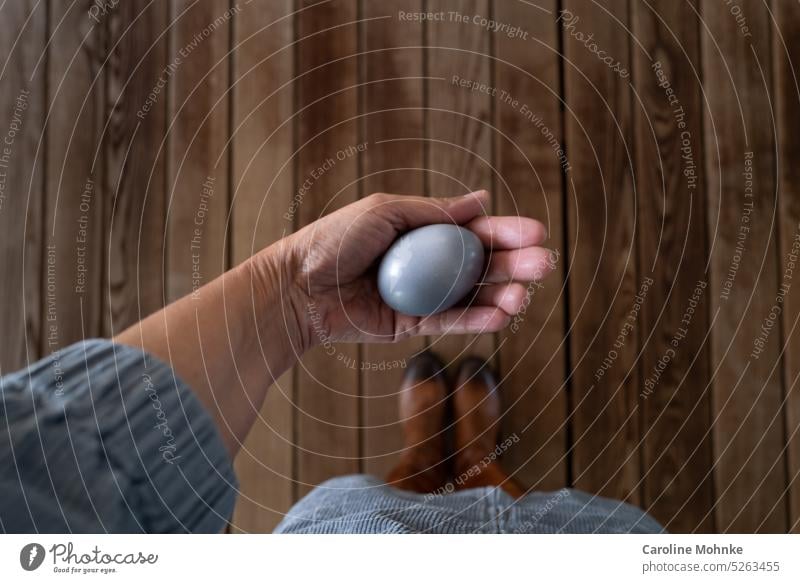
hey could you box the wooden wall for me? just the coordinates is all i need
[0,0,797,533]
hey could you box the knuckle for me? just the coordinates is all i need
[366,192,390,206]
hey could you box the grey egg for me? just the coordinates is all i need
[377,224,485,317]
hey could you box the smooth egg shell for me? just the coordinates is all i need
[377,224,485,317]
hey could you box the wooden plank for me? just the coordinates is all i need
[637,1,710,530]
[45,0,107,350]
[772,0,800,533]
[103,0,169,336]
[493,0,567,491]
[701,0,787,532]
[360,0,426,480]
[229,0,295,534]
[295,0,361,496]
[426,0,494,365]
[563,0,641,503]
[0,0,45,372]
[631,1,715,532]
[167,0,231,303]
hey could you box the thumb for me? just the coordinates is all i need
[370,190,490,232]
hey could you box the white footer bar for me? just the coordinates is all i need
[1,534,798,581]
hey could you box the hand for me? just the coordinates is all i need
[274,191,556,350]
[117,190,556,452]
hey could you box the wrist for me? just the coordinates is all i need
[242,238,315,355]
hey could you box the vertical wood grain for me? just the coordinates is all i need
[230,0,295,533]
[45,0,107,350]
[360,0,426,480]
[104,0,169,336]
[426,0,494,365]
[2,0,796,535]
[631,0,715,532]
[295,0,361,496]
[0,0,45,372]
[563,0,641,503]
[772,0,800,533]
[493,0,568,491]
[701,0,787,532]
[167,0,231,303]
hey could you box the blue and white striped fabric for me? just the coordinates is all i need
[1,340,663,534]
[0,340,237,533]
[275,475,664,534]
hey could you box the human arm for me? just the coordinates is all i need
[113,190,556,455]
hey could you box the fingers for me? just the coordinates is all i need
[404,284,532,338]
[485,247,558,284]
[465,216,548,249]
[366,190,490,231]
[364,192,551,256]
[414,306,511,336]
[473,283,528,315]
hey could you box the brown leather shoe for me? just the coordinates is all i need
[385,351,449,493]
[452,357,525,498]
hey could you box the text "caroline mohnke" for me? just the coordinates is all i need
[642,544,743,556]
